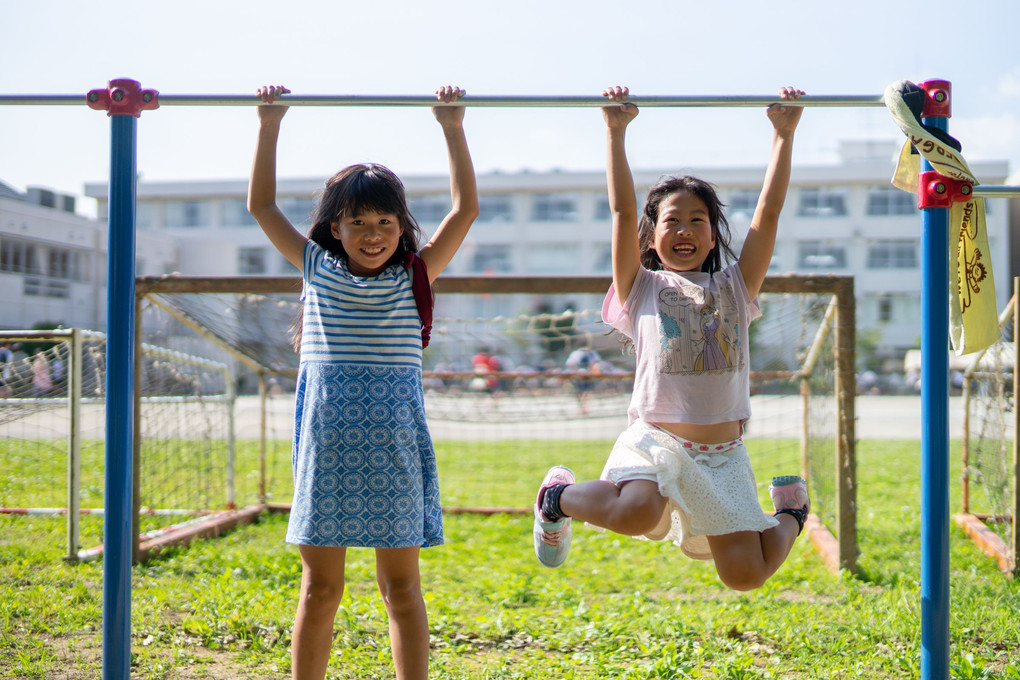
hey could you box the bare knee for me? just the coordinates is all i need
[300,577,344,615]
[715,562,768,591]
[377,575,423,615]
[709,532,771,591]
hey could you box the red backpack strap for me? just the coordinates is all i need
[402,252,434,349]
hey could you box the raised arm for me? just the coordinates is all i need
[602,86,641,304]
[247,85,307,270]
[418,86,480,282]
[737,86,804,299]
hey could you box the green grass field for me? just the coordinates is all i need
[2,438,1018,679]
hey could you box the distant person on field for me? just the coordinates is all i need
[470,347,501,393]
[565,344,601,414]
[532,85,810,592]
[248,83,478,680]
[0,342,12,398]
[31,351,52,397]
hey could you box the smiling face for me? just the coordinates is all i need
[330,211,404,276]
[651,191,716,273]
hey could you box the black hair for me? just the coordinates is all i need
[307,163,424,266]
[637,175,735,274]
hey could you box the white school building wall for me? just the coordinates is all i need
[3,139,1010,367]
[0,182,177,331]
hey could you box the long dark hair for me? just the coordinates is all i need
[291,163,425,351]
[637,175,735,274]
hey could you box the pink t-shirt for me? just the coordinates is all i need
[602,263,760,426]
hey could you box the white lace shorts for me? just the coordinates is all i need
[591,420,778,560]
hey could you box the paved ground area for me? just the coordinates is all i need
[0,394,974,441]
[240,394,969,441]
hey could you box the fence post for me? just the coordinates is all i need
[835,277,857,572]
[65,329,82,563]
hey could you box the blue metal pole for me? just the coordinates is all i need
[102,113,137,680]
[920,114,951,680]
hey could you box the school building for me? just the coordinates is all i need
[1,139,1014,369]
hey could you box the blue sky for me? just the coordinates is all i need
[2,0,1018,216]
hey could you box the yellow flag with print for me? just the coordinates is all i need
[948,199,998,353]
[885,80,998,356]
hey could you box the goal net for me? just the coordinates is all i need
[132,273,856,572]
[2,274,855,569]
[958,281,1018,575]
[0,328,233,562]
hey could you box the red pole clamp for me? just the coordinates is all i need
[87,78,159,117]
[918,170,973,209]
[918,79,951,119]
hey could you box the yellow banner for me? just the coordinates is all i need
[949,199,998,353]
[885,80,998,355]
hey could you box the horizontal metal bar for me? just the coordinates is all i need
[0,93,887,108]
[972,185,1020,198]
[135,273,852,296]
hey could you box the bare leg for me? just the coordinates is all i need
[558,479,667,536]
[707,514,801,591]
[376,547,429,680]
[292,545,347,680]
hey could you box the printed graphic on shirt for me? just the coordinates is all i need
[656,282,742,375]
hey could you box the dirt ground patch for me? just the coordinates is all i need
[3,632,287,680]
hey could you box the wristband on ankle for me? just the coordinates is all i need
[541,483,569,522]
[775,507,806,535]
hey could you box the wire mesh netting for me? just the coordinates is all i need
[962,320,1016,572]
[2,276,849,563]
[143,286,840,516]
[0,329,234,556]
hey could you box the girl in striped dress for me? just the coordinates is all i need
[248,84,478,680]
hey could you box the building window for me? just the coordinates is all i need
[478,195,513,222]
[798,188,847,217]
[728,189,758,217]
[0,239,40,274]
[70,251,90,282]
[279,197,314,227]
[878,296,894,322]
[797,241,847,269]
[239,247,268,275]
[409,195,450,223]
[48,249,72,280]
[165,200,209,228]
[136,201,157,230]
[527,245,581,274]
[24,278,69,298]
[223,199,258,226]
[532,193,578,222]
[595,196,611,220]
[594,245,612,273]
[471,244,512,273]
[867,240,918,269]
[867,186,917,216]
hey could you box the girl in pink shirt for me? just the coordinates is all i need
[532,86,810,592]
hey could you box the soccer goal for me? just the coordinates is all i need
[132,272,857,573]
[957,277,1019,576]
[0,328,234,563]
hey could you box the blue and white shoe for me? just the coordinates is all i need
[533,466,575,568]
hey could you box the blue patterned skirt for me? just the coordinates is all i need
[286,362,444,548]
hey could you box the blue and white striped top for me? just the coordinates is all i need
[299,240,423,368]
